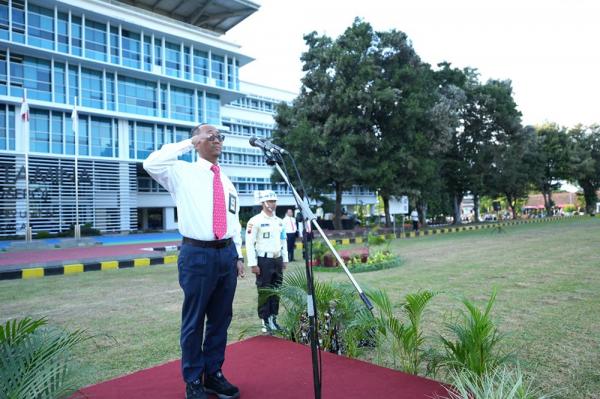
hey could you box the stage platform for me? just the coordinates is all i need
[72,335,449,399]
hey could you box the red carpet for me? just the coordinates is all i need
[73,336,449,399]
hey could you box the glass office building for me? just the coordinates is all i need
[0,0,375,236]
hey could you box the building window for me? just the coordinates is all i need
[69,65,79,105]
[0,0,8,40]
[170,86,193,122]
[66,111,75,155]
[196,92,204,122]
[54,62,66,104]
[227,58,235,90]
[160,83,167,118]
[193,49,208,83]
[78,114,89,156]
[0,104,15,151]
[81,68,103,109]
[57,12,68,53]
[91,117,114,157]
[10,54,51,101]
[128,121,134,159]
[165,41,180,78]
[110,25,119,64]
[30,109,50,153]
[118,75,157,116]
[183,46,191,80]
[154,37,162,69]
[175,126,191,162]
[135,122,154,160]
[211,54,224,87]
[106,73,115,111]
[122,29,140,69]
[51,111,63,154]
[143,35,152,71]
[71,15,82,56]
[12,0,25,43]
[27,4,55,50]
[206,93,220,125]
[0,50,6,95]
[84,19,107,62]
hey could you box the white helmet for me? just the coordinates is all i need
[254,190,278,204]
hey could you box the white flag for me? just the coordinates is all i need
[20,95,30,151]
[20,96,29,122]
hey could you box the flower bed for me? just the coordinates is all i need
[322,247,369,267]
[315,251,402,273]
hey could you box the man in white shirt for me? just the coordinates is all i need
[283,208,297,262]
[143,124,243,399]
[410,208,419,233]
[245,190,288,333]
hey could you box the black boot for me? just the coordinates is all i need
[204,370,240,399]
[185,378,207,399]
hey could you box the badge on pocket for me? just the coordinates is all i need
[229,193,237,214]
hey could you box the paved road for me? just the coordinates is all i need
[0,232,183,270]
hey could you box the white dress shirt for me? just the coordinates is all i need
[245,211,288,267]
[143,139,242,258]
[283,215,297,234]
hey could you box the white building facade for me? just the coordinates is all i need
[0,0,376,236]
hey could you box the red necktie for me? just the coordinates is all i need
[211,164,227,239]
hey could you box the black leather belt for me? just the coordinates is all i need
[182,237,232,249]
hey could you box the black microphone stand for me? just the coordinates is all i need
[262,148,373,399]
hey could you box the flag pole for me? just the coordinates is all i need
[21,90,32,242]
[73,97,80,239]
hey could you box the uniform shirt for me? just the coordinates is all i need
[410,210,419,222]
[143,139,242,258]
[245,211,288,267]
[283,215,297,234]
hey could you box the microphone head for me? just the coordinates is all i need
[249,136,259,147]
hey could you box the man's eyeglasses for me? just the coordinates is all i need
[205,133,225,142]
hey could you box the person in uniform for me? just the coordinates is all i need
[245,190,288,333]
[283,208,298,262]
[143,124,243,399]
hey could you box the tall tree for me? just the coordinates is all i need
[568,124,600,214]
[366,29,442,226]
[531,123,571,214]
[434,63,477,224]
[273,19,377,229]
[486,126,537,219]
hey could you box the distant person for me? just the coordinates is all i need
[410,208,419,232]
[283,208,298,261]
[143,124,243,399]
[245,190,288,333]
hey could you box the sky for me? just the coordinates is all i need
[224,0,600,128]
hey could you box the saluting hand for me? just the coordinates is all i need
[251,266,260,276]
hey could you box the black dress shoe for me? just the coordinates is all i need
[186,379,207,399]
[204,370,240,399]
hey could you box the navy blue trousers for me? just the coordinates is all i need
[177,242,238,383]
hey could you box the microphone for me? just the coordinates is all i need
[249,137,287,154]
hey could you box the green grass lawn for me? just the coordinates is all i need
[1,217,599,398]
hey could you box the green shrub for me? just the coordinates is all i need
[0,317,89,399]
[262,270,373,357]
[35,231,52,239]
[356,289,436,374]
[441,366,554,399]
[428,290,512,378]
